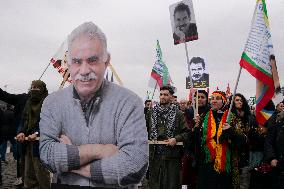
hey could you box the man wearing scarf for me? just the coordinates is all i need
[16,80,50,189]
[194,91,247,189]
[148,86,188,189]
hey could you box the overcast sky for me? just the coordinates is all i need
[0,0,283,101]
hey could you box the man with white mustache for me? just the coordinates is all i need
[39,22,148,189]
[74,71,97,82]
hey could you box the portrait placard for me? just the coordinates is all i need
[186,57,209,89]
[169,0,198,45]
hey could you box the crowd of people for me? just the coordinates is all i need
[0,20,283,189]
[144,87,284,189]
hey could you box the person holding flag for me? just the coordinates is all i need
[193,91,247,189]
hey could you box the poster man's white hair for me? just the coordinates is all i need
[67,22,109,64]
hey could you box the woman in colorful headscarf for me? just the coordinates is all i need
[194,91,247,189]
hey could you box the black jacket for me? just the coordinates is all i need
[0,109,15,140]
[0,88,29,132]
[264,111,284,170]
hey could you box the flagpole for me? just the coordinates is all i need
[196,90,199,115]
[59,70,70,89]
[146,91,151,100]
[226,66,242,122]
[151,81,158,100]
[184,41,196,117]
[39,62,51,80]
[108,64,123,85]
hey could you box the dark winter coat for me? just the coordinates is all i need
[0,109,15,140]
[264,111,284,171]
[0,88,29,132]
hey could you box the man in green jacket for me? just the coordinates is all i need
[148,85,188,189]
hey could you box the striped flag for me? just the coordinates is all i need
[148,40,173,89]
[50,40,72,83]
[239,0,281,125]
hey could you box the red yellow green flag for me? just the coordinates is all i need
[240,0,280,125]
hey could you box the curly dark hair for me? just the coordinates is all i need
[232,93,251,121]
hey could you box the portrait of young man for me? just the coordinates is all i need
[169,0,198,45]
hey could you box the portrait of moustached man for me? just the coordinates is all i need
[169,0,198,45]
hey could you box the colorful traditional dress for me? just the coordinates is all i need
[196,110,246,189]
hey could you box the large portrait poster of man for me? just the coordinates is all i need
[169,0,198,45]
[186,57,209,89]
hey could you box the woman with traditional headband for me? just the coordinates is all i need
[194,91,247,189]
